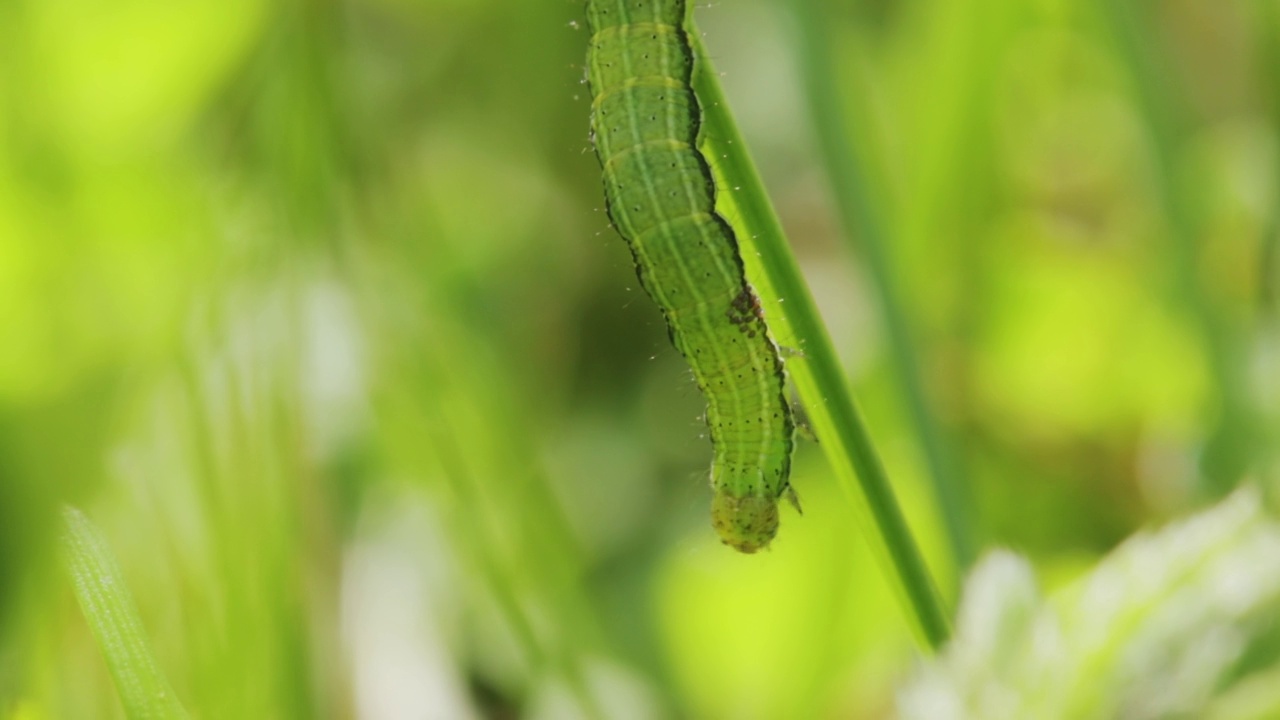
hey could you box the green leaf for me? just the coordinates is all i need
[689,27,951,649]
[61,507,189,720]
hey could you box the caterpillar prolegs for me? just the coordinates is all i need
[585,0,796,552]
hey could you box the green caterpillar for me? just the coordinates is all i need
[585,0,796,552]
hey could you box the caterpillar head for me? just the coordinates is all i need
[710,491,779,553]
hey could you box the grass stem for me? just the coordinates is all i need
[791,0,976,576]
[689,26,951,651]
[1102,0,1255,498]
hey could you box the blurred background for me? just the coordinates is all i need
[1,0,1277,717]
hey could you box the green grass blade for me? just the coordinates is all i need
[1263,0,1280,303]
[689,28,951,650]
[791,0,975,574]
[61,507,189,720]
[1101,0,1255,497]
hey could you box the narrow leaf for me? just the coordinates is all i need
[689,27,952,648]
[61,507,188,720]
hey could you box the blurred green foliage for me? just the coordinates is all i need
[0,0,1277,717]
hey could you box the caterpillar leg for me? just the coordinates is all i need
[778,344,807,360]
[785,485,802,515]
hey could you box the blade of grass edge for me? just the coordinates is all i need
[688,27,951,650]
[61,507,189,719]
[791,0,975,575]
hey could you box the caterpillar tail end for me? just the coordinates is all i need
[710,492,779,554]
